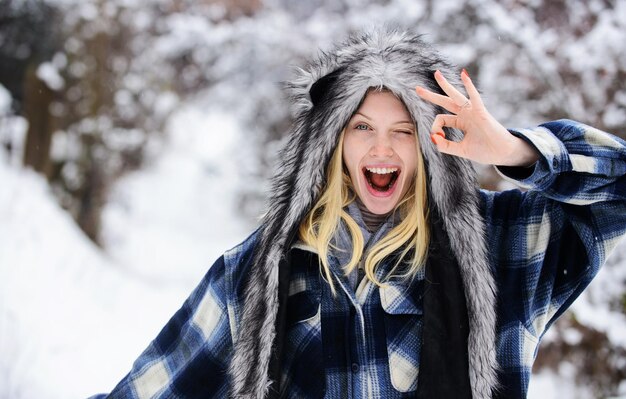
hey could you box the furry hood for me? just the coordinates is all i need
[228,28,498,398]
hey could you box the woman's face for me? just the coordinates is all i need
[343,90,418,215]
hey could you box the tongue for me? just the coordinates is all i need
[370,173,392,190]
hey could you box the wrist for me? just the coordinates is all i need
[504,135,540,167]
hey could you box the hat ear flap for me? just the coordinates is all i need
[309,67,345,107]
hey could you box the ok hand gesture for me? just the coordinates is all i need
[415,70,539,167]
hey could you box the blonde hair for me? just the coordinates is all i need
[298,127,430,295]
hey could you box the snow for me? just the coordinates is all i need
[0,157,175,398]
[3,0,626,397]
[0,85,10,113]
[0,101,252,398]
[528,369,592,399]
[37,62,65,91]
[3,87,623,399]
[0,85,28,167]
[101,105,252,285]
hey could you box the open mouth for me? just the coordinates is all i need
[363,166,400,193]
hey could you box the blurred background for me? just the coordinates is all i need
[1,0,625,397]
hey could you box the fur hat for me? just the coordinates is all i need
[228,28,498,399]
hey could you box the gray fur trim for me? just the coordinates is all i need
[229,28,499,398]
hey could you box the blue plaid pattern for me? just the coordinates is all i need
[93,120,626,398]
[483,120,626,398]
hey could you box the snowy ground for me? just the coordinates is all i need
[1,101,626,398]
[0,104,252,398]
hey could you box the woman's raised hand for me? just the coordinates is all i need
[415,70,539,167]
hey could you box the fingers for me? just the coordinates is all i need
[415,86,457,112]
[416,69,478,114]
[430,114,459,134]
[460,69,484,109]
[433,70,468,108]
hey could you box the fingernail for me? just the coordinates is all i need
[430,134,438,144]
[462,68,470,79]
[434,70,441,78]
[435,132,445,138]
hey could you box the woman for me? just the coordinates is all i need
[94,29,626,398]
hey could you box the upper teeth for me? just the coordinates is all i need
[366,167,398,174]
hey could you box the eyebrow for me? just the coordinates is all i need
[353,112,413,126]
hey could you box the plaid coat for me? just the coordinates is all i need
[92,119,626,398]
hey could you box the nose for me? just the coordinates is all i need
[369,134,394,158]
